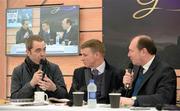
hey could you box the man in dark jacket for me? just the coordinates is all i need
[60,18,78,45]
[16,19,33,44]
[39,20,56,45]
[121,35,176,107]
[11,35,67,99]
[69,39,124,104]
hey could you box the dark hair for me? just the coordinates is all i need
[26,35,44,51]
[66,18,72,25]
[41,20,49,25]
[137,35,157,55]
[81,39,105,56]
[21,19,28,25]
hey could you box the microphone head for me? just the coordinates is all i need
[40,59,46,65]
[39,59,46,80]
[128,62,133,69]
[128,62,133,73]
[125,62,134,90]
[39,59,46,70]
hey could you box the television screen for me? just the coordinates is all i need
[6,5,79,56]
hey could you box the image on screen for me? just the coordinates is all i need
[6,5,79,56]
[7,8,32,28]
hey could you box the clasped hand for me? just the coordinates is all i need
[30,70,57,92]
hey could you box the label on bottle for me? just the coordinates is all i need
[56,36,59,45]
[88,92,96,99]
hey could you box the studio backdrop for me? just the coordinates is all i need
[103,0,180,69]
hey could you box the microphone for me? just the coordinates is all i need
[125,62,133,89]
[36,59,46,91]
[128,62,133,73]
[39,59,46,80]
[39,63,43,71]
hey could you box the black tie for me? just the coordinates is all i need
[92,69,99,79]
[139,67,144,75]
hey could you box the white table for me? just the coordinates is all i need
[0,104,157,111]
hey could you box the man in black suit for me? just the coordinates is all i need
[61,18,78,45]
[121,35,177,107]
[16,19,33,44]
[69,39,124,104]
[39,20,56,45]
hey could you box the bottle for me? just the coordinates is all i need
[87,79,97,108]
[56,32,60,45]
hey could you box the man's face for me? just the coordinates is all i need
[42,23,49,32]
[61,19,69,30]
[80,48,97,68]
[26,41,46,64]
[23,21,29,30]
[128,38,143,65]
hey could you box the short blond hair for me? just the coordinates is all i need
[81,39,105,56]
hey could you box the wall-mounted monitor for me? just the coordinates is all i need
[6,5,79,56]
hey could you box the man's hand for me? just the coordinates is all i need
[120,97,134,107]
[24,32,29,38]
[30,70,43,87]
[38,75,57,92]
[123,69,134,89]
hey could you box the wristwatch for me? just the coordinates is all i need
[131,96,137,106]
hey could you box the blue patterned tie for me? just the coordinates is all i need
[132,67,144,96]
[63,31,67,39]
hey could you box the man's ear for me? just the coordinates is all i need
[26,49,30,56]
[95,51,101,58]
[141,48,148,55]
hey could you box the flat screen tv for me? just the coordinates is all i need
[6,5,79,56]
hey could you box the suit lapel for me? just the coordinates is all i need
[104,67,112,95]
[135,56,159,94]
[135,69,154,94]
[84,68,92,86]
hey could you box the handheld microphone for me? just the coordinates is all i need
[39,59,46,80]
[128,62,133,73]
[39,63,43,71]
[125,62,133,89]
[36,59,46,91]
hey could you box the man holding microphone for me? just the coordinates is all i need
[121,35,176,107]
[11,35,67,99]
